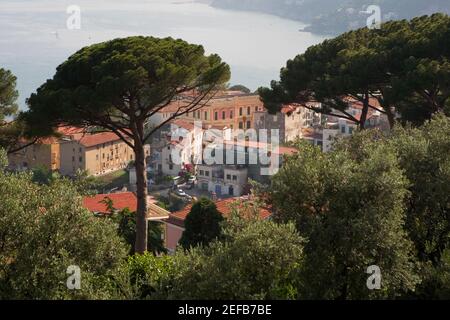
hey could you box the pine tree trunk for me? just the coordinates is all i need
[359,92,370,130]
[134,135,148,254]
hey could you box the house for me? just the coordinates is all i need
[197,138,298,193]
[147,91,265,131]
[164,196,273,252]
[196,164,248,197]
[7,126,84,172]
[160,119,203,176]
[59,131,143,176]
[83,192,170,221]
[253,102,322,144]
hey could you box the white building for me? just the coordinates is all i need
[196,164,248,197]
[161,119,202,176]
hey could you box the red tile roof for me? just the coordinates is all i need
[172,119,196,131]
[77,132,126,148]
[167,197,272,228]
[83,192,137,213]
[281,105,296,114]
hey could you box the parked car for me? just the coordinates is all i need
[175,189,187,197]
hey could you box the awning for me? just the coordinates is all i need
[146,202,170,221]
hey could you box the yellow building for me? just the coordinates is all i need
[59,132,138,176]
[8,139,60,172]
[7,127,84,172]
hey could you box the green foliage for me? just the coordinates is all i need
[0,68,18,122]
[389,115,450,265]
[0,148,7,169]
[23,36,230,139]
[23,36,230,253]
[259,14,450,127]
[167,220,303,300]
[116,219,304,300]
[228,84,251,93]
[271,140,420,299]
[0,169,128,299]
[332,114,450,298]
[179,197,224,249]
[116,253,176,299]
[0,69,32,154]
[73,169,106,195]
[111,208,166,255]
[31,165,60,185]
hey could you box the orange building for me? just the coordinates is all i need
[150,91,265,131]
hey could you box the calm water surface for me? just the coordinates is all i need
[0,0,327,108]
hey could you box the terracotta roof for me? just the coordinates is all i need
[83,193,168,220]
[83,192,137,213]
[167,197,272,228]
[77,132,126,147]
[172,119,196,131]
[281,105,296,114]
[343,96,381,110]
[159,94,264,113]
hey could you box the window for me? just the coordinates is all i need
[72,156,75,162]
[96,154,99,160]
[79,147,82,152]
[79,156,82,163]
[200,170,204,176]
[232,175,237,181]
[247,107,251,115]
[204,111,208,120]
[239,107,243,116]
[349,127,354,134]
[205,171,210,177]
[102,153,105,159]
[222,111,226,119]
[226,174,231,180]
[197,111,201,119]
[169,164,173,170]
[255,106,259,112]
[215,112,218,121]
[246,121,251,129]
[230,111,233,119]
[341,126,346,134]
[239,122,243,129]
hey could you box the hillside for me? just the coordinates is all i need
[210,0,450,35]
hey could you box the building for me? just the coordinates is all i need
[164,196,272,252]
[197,138,298,193]
[59,131,139,176]
[160,119,203,176]
[253,103,322,144]
[7,127,84,172]
[196,164,248,197]
[147,91,265,131]
[83,192,170,221]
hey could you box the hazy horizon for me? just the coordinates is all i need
[0,0,327,109]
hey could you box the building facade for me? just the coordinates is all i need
[59,132,137,176]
